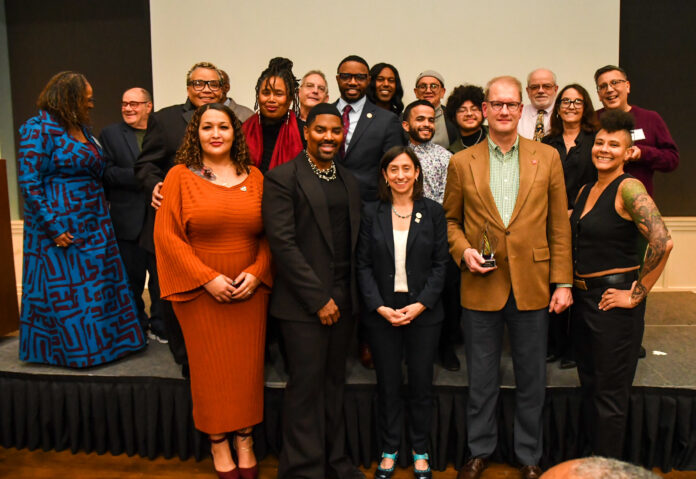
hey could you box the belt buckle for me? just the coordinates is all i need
[573,278,588,291]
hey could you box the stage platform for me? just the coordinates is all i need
[1,292,695,471]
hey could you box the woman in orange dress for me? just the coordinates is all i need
[154,102,272,479]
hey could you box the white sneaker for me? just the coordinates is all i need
[147,329,169,344]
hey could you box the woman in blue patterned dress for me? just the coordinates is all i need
[17,71,146,367]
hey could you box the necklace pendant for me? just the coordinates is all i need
[241,186,247,191]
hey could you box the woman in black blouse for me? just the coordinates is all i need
[542,83,598,210]
[570,110,672,458]
[542,84,599,369]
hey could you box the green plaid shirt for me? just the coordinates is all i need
[488,136,520,227]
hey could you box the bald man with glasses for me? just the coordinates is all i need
[518,68,558,140]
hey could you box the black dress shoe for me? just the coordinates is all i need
[457,458,487,479]
[440,347,461,371]
[639,345,647,358]
[545,352,561,363]
[559,358,576,369]
[520,465,542,479]
[359,343,374,369]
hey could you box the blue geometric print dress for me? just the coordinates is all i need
[17,111,146,367]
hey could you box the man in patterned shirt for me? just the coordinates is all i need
[402,99,462,371]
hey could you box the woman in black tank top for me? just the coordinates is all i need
[569,110,673,458]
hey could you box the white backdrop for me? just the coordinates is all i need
[149,0,619,112]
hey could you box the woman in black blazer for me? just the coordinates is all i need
[357,146,449,479]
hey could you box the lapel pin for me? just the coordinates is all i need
[367,112,373,119]
[416,212,422,219]
[241,186,247,191]
[532,160,537,165]
[415,218,421,223]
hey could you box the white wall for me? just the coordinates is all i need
[149,0,620,112]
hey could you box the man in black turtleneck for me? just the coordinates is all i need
[263,104,364,479]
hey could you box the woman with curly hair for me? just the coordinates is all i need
[155,102,273,479]
[17,71,145,367]
[366,62,404,116]
[242,57,303,173]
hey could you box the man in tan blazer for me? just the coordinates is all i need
[443,76,573,479]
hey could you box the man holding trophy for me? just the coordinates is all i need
[443,76,572,479]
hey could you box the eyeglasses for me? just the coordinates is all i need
[457,106,481,115]
[487,101,521,112]
[337,73,368,82]
[560,98,584,109]
[597,79,627,93]
[187,79,222,91]
[121,101,149,109]
[301,82,327,93]
[528,83,556,92]
[416,83,441,92]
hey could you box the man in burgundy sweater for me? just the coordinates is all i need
[594,65,679,196]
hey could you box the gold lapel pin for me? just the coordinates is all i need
[367,112,373,119]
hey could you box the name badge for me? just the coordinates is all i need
[631,128,646,141]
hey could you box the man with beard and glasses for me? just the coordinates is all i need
[134,61,225,376]
[518,68,558,141]
[402,100,462,372]
[263,104,364,479]
[334,54,404,203]
[414,70,458,148]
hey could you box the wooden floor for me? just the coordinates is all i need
[1,447,694,478]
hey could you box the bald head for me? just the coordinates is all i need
[121,87,152,129]
[542,457,660,479]
[526,68,558,110]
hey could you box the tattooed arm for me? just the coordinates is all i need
[599,178,673,311]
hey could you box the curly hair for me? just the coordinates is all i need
[37,71,90,131]
[547,83,599,137]
[175,103,251,175]
[445,84,485,125]
[254,57,299,116]
[366,63,404,116]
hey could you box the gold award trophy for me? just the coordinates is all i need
[479,222,498,268]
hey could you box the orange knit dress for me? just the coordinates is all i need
[154,164,272,434]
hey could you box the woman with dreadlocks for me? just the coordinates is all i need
[242,57,303,173]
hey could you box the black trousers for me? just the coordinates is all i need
[117,238,148,330]
[439,258,463,350]
[463,294,548,466]
[278,313,356,479]
[147,252,188,367]
[571,281,645,459]
[366,293,441,455]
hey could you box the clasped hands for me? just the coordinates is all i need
[54,231,74,247]
[204,272,260,303]
[377,302,425,327]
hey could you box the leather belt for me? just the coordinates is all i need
[573,271,639,291]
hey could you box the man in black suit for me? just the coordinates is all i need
[334,55,404,202]
[134,61,239,374]
[263,104,364,479]
[100,87,167,341]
